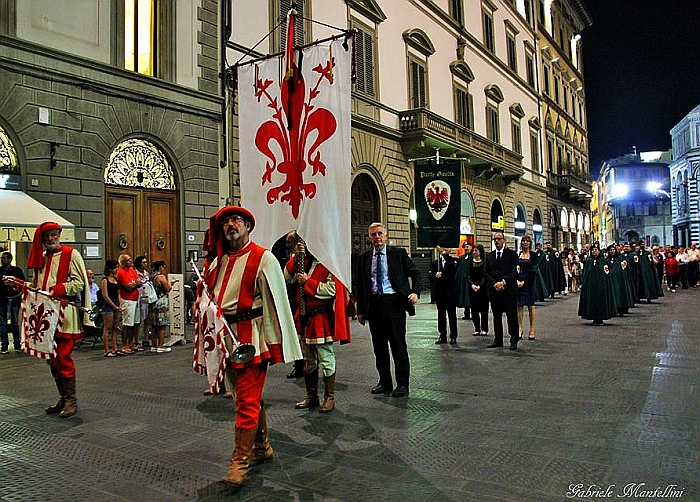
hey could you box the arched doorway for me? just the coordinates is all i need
[351,173,380,291]
[533,208,543,245]
[459,191,475,255]
[104,138,180,272]
[490,199,505,249]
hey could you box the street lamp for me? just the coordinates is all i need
[646,181,670,199]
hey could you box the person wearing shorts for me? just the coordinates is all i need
[116,254,141,354]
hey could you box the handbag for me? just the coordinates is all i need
[143,280,158,304]
[153,294,168,310]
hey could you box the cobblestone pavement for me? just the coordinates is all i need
[0,290,698,502]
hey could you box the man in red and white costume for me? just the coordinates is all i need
[200,205,301,486]
[284,237,351,413]
[26,221,93,417]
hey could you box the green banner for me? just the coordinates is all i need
[414,159,461,248]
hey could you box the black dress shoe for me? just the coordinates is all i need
[449,338,457,345]
[486,342,503,348]
[509,343,518,351]
[391,386,408,397]
[371,384,392,394]
[286,368,303,379]
[435,337,447,344]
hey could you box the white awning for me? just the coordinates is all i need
[0,190,76,242]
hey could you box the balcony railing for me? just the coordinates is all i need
[398,108,523,178]
[549,172,593,201]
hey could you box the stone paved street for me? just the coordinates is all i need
[0,290,698,501]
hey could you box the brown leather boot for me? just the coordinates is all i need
[59,376,78,418]
[319,373,336,413]
[222,428,257,486]
[295,371,319,409]
[45,365,65,414]
[250,402,274,466]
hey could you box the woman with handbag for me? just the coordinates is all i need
[149,261,174,353]
[100,259,123,357]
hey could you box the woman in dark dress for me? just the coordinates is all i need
[466,244,489,336]
[100,259,122,357]
[516,235,538,340]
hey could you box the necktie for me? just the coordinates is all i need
[496,250,502,262]
[376,252,384,294]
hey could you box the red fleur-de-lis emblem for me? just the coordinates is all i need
[253,55,338,218]
[201,309,217,354]
[27,302,54,344]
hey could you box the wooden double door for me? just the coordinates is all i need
[105,188,180,273]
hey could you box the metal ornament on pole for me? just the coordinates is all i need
[188,260,256,364]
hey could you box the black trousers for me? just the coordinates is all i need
[436,298,458,339]
[490,293,519,345]
[368,294,410,388]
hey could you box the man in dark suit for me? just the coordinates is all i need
[429,247,459,344]
[484,231,520,351]
[356,222,421,397]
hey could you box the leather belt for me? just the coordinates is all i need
[224,307,263,324]
[303,304,331,317]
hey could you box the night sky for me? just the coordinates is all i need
[581,1,700,176]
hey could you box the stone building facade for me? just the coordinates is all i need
[227,0,593,287]
[0,0,222,274]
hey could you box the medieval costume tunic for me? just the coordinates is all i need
[24,221,93,419]
[633,247,664,302]
[578,252,617,324]
[284,255,351,412]
[533,248,549,302]
[541,246,566,297]
[607,252,634,316]
[204,243,301,373]
[197,205,304,488]
[31,245,93,373]
[284,258,351,347]
[620,249,639,303]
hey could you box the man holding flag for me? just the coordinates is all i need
[197,205,301,486]
[15,222,93,418]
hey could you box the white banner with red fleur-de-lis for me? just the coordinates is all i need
[238,33,353,291]
[192,291,229,394]
[21,290,64,359]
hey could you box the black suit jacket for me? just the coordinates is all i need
[484,246,519,297]
[429,254,457,303]
[356,245,421,318]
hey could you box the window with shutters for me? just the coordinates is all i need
[546,136,554,172]
[454,86,473,129]
[506,32,517,72]
[510,103,524,155]
[530,131,541,173]
[409,57,428,109]
[543,65,550,96]
[485,85,503,143]
[449,0,464,25]
[353,21,377,98]
[511,120,521,154]
[526,52,535,87]
[486,105,499,143]
[271,0,309,53]
[451,60,474,129]
[482,8,495,53]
